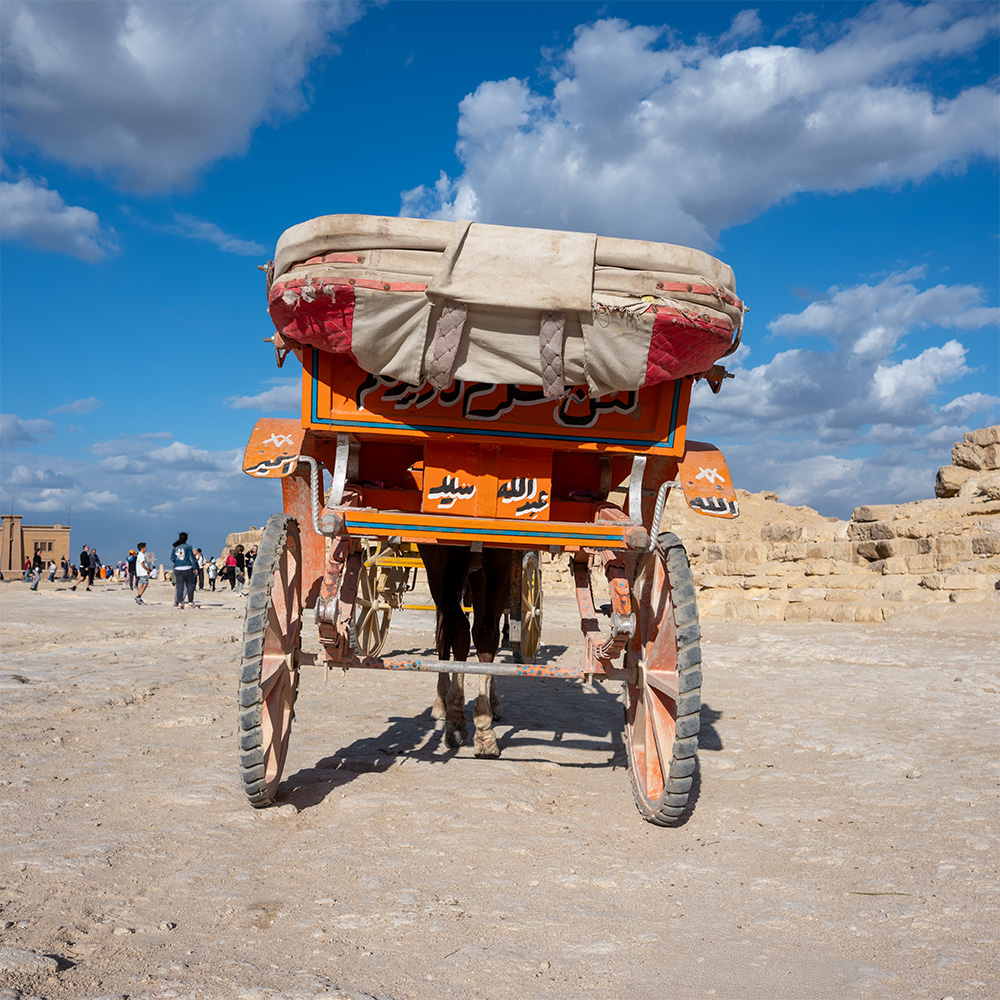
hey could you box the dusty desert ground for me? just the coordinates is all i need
[1,574,997,1000]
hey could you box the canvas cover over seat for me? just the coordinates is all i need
[267,214,744,396]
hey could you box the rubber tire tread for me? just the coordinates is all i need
[237,513,300,809]
[628,530,703,827]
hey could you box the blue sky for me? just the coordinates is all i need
[2,0,998,562]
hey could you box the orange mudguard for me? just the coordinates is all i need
[677,440,739,518]
[242,419,307,478]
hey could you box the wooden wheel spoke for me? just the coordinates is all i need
[260,653,291,698]
[645,668,679,702]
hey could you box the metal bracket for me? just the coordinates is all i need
[627,454,647,524]
[329,433,360,506]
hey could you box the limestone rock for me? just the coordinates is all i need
[935,463,976,498]
[952,439,987,470]
[957,470,1000,500]
[968,425,1000,447]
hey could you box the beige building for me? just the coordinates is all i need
[1,515,72,576]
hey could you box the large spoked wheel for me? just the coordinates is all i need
[511,551,543,663]
[352,545,392,656]
[238,514,302,808]
[624,531,702,826]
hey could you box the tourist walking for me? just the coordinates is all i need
[234,544,247,597]
[207,558,218,591]
[88,548,100,588]
[75,545,91,591]
[225,550,237,590]
[127,550,138,589]
[134,543,152,605]
[170,532,199,608]
[246,544,257,582]
[195,548,206,590]
[61,556,69,580]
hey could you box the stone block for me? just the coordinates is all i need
[982,442,1000,471]
[921,573,1000,591]
[782,602,816,621]
[760,523,803,542]
[967,425,1000,448]
[824,574,876,590]
[953,440,987,470]
[853,604,886,623]
[787,587,829,603]
[773,542,808,561]
[826,589,866,602]
[958,470,1000,500]
[802,559,843,576]
[829,604,858,623]
[935,464,975,498]
[847,521,897,541]
[852,504,900,523]
[972,533,1000,556]
[729,541,770,564]
[855,540,884,561]
[949,590,1000,604]
[700,543,726,563]
[750,601,785,621]
[879,586,932,603]
[933,538,974,568]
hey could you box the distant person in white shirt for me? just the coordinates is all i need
[134,543,152,606]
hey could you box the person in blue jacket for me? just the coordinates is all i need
[170,532,198,608]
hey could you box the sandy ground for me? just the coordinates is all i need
[0,575,997,1000]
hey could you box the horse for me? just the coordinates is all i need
[417,544,514,757]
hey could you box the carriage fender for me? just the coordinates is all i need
[677,440,739,518]
[242,418,307,478]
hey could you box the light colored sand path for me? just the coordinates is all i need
[1,579,997,999]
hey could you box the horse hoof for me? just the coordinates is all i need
[474,733,500,758]
[445,721,468,748]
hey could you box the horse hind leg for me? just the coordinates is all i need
[432,670,449,722]
[444,672,468,749]
[473,673,500,758]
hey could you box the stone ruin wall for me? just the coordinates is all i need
[543,425,1000,622]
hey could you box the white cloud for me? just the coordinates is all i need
[1,432,280,559]
[49,396,104,415]
[0,177,118,261]
[403,3,999,245]
[0,0,365,191]
[225,378,300,412]
[690,270,1000,516]
[0,413,57,449]
[5,464,76,489]
[164,214,266,256]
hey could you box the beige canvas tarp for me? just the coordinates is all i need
[268,215,744,395]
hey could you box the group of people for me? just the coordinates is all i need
[21,535,259,607]
[168,536,257,607]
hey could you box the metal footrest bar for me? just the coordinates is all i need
[324,652,634,681]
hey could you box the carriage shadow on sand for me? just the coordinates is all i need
[279,638,724,816]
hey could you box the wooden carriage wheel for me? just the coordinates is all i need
[624,531,702,825]
[237,514,302,808]
[507,550,543,663]
[352,548,392,657]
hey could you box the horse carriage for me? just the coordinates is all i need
[238,215,745,825]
